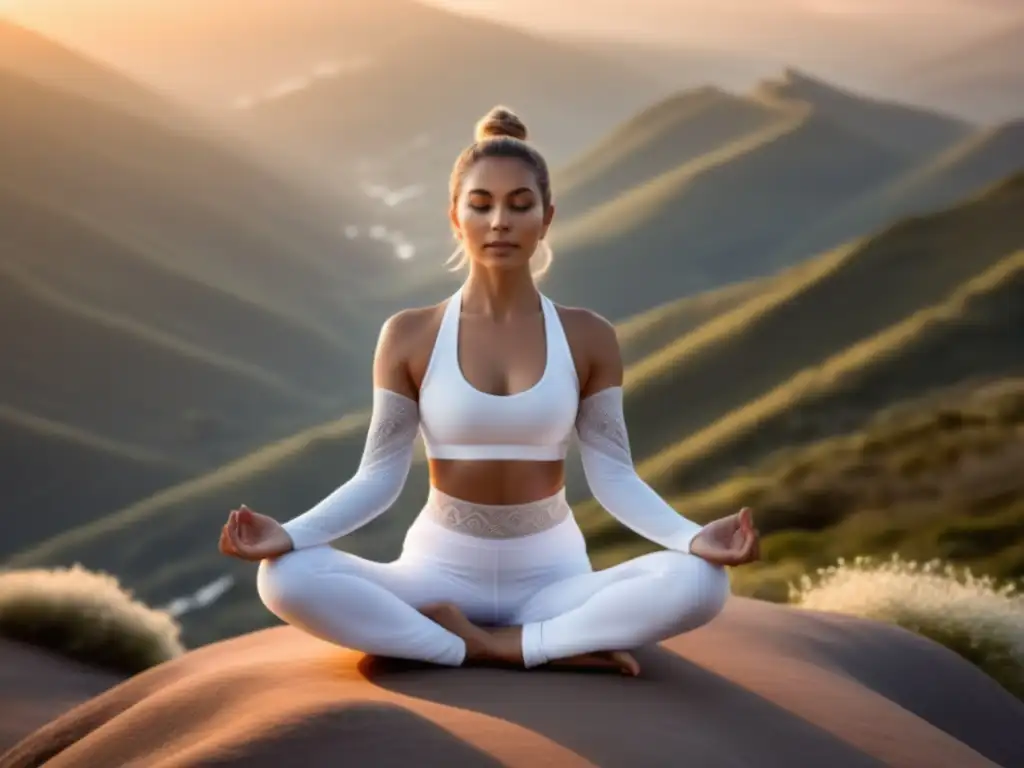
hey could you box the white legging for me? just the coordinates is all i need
[257,488,730,668]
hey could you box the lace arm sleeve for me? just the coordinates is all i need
[576,386,704,554]
[280,388,419,550]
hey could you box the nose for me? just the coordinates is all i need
[490,205,511,232]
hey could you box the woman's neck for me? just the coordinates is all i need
[461,266,539,320]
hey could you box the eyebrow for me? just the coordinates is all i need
[467,187,534,196]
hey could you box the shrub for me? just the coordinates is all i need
[788,554,1024,700]
[0,563,185,675]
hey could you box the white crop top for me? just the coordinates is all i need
[417,286,580,461]
[279,288,705,556]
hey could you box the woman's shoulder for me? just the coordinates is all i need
[378,300,448,349]
[551,301,621,375]
[552,302,618,349]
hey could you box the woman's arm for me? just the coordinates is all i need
[280,312,421,550]
[573,311,704,553]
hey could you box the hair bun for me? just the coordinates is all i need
[474,105,528,142]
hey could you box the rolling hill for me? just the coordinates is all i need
[0,19,184,124]
[1,408,427,647]
[0,25,411,550]
[10,174,1023,650]
[0,67,386,331]
[750,68,973,160]
[767,118,1024,267]
[544,108,914,321]
[570,172,1024,564]
[552,87,792,221]
[1,0,676,282]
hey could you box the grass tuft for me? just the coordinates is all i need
[789,553,1024,699]
[0,563,185,675]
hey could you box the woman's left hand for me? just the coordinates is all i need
[689,507,760,567]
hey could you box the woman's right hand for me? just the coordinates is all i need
[219,505,294,561]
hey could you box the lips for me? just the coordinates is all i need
[484,242,518,249]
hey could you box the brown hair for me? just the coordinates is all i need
[446,105,553,278]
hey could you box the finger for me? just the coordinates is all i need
[219,525,238,556]
[744,532,759,563]
[739,507,754,531]
[227,520,248,555]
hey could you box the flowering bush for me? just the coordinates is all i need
[789,554,1024,700]
[0,563,184,675]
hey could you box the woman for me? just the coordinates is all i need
[219,106,760,676]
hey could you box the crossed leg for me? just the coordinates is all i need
[511,549,730,669]
[256,544,474,667]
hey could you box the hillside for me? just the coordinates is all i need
[0,30,409,550]
[2,408,432,647]
[0,67,388,332]
[0,19,183,124]
[552,87,792,221]
[751,68,973,160]
[571,173,1024,565]
[4,0,674,268]
[9,176,1023,648]
[767,118,1024,268]
[0,406,191,556]
[545,109,912,321]
[616,275,775,367]
[595,375,1024,606]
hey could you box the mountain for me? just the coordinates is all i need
[1,409,425,647]
[616,274,776,367]
[769,118,1024,266]
[564,174,1024,602]
[0,67,390,330]
[0,19,184,124]
[553,87,792,221]
[544,108,913,321]
[898,21,1024,124]
[572,171,1024,536]
[9,174,1022,647]
[0,26,410,549]
[750,68,973,160]
[2,0,674,273]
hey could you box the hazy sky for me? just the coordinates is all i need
[428,0,1017,44]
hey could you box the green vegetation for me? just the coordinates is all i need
[585,171,1024,507]
[616,275,773,366]
[553,87,790,220]
[0,40,397,547]
[4,23,1023,661]
[548,108,912,321]
[589,377,1024,601]
[750,67,970,159]
[0,563,185,675]
[790,555,1024,700]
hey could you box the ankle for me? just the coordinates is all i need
[481,626,524,666]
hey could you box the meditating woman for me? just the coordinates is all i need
[219,106,760,676]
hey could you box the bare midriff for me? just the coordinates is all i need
[428,459,566,505]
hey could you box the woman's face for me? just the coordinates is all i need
[451,156,553,273]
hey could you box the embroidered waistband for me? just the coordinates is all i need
[424,487,571,539]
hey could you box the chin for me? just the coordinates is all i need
[479,253,530,271]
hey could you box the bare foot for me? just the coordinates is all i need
[549,651,641,677]
[420,603,640,676]
[419,603,523,666]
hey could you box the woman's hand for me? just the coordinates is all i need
[689,507,760,567]
[219,505,294,561]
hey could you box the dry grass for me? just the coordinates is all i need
[789,553,1024,699]
[0,563,184,675]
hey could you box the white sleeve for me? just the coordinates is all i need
[575,386,704,554]
[281,388,419,550]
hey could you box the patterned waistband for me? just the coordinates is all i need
[423,487,571,539]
